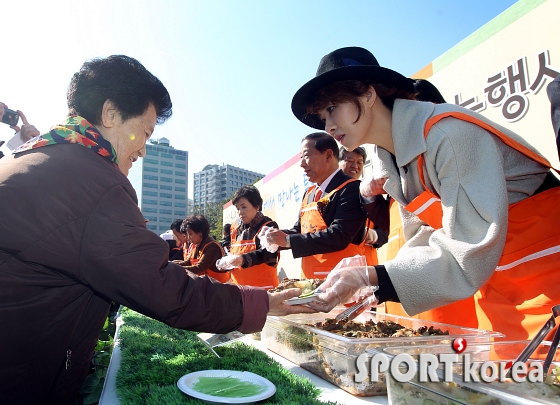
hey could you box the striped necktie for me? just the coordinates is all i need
[314,188,323,202]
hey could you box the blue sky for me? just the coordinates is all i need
[1,0,517,198]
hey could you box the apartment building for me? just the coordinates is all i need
[193,164,264,208]
[135,138,189,233]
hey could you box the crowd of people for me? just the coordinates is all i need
[1,47,560,404]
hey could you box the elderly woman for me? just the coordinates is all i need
[0,55,313,404]
[175,214,230,283]
[217,185,280,289]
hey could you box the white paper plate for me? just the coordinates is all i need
[177,370,276,404]
[284,290,324,305]
[283,295,319,305]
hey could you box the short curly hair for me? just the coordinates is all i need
[180,215,210,239]
[67,55,172,125]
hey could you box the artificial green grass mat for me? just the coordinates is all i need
[115,308,339,404]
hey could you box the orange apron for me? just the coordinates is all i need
[385,199,406,262]
[187,242,230,284]
[384,199,411,317]
[229,221,280,289]
[182,242,190,261]
[404,111,560,339]
[363,219,379,266]
[300,179,365,279]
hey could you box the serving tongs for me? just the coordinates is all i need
[509,304,560,377]
[335,286,379,322]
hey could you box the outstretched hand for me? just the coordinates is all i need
[267,288,317,316]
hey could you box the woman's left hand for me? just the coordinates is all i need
[268,288,317,316]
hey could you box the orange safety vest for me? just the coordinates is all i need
[229,221,280,289]
[300,179,365,279]
[187,241,230,284]
[363,218,378,266]
[404,111,560,339]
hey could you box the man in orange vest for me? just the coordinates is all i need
[339,146,388,266]
[266,132,366,279]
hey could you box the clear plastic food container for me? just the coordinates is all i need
[261,309,502,396]
[370,341,560,404]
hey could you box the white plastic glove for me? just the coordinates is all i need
[359,173,387,202]
[258,225,279,253]
[365,228,378,245]
[215,255,242,270]
[308,255,377,312]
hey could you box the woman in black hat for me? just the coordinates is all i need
[293,47,560,340]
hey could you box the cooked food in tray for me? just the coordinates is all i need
[262,310,497,397]
[269,278,324,295]
[308,318,450,338]
[388,365,560,404]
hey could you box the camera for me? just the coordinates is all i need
[1,108,20,126]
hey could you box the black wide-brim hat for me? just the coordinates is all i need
[292,47,414,130]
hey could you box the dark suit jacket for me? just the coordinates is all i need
[285,169,366,258]
[547,74,560,160]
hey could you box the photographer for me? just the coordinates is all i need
[0,102,40,155]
